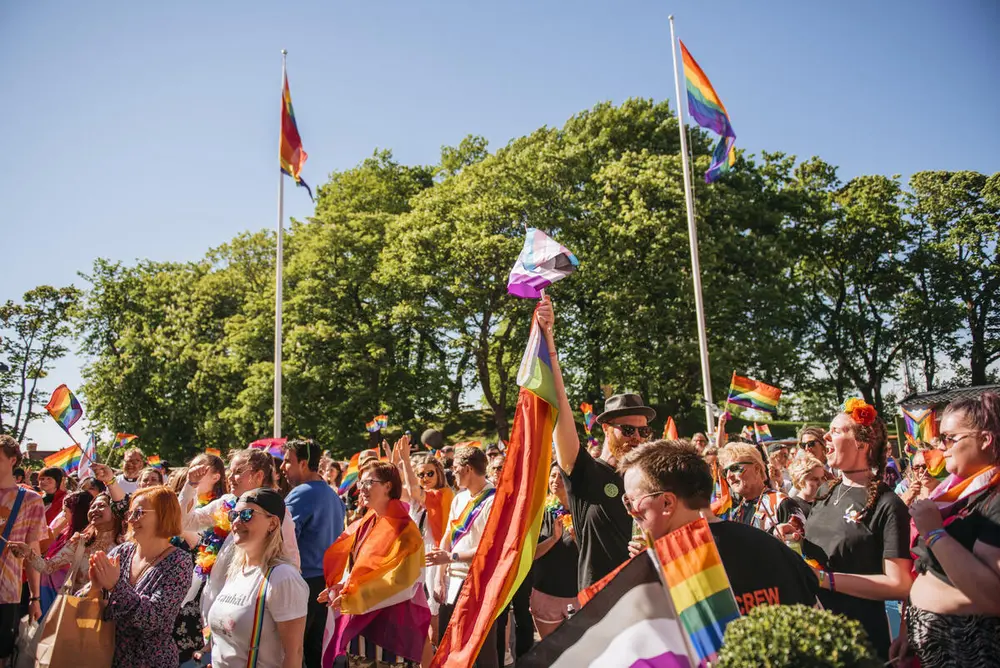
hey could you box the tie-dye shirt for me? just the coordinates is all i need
[0,486,47,603]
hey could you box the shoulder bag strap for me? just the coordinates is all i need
[60,537,90,594]
[1,488,26,544]
[245,565,276,668]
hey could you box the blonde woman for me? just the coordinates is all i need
[207,488,308,668]
[787,454,827,518]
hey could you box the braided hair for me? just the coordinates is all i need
[819,415,889,520]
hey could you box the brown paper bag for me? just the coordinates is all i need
[29,589,115,668]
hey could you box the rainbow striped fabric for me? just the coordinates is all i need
[507,227,579,299]
[663,416,679,440]
[653,517,741,667]
[753,422,773,442]
[45,385,82,436]
[280,69,312,200]
[147,455,162,469]
[902,407,938,445]
[580,403,596,434]
[517,310,558,407]
[447,487,496,545]
[113,433,138,449]
[247,566,275,667]
[249,437,287,460]
[923,449,949,480]
[727,373,781,415]
[205,448,221,457]
[365,419,379,433]
[710,464,732,517]
[338,452,362,494]
[44,444,82,474]
[679,40,736,183]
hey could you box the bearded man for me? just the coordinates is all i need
[536,296,656,590]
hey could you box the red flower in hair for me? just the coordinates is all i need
[844,398,877,426]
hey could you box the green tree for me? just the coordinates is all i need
[0,285,81,440]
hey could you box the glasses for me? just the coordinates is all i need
[358,479,387,490]
[622,491,665,517]
[801,439,823,449]
[911,464,927,473]
[611,424,654,439]
[940,432,980,448]
[724,463,753,475]
[229,466,251,477]
[228,508,259,524]
[417,471,437,480]
[126,507,156,522]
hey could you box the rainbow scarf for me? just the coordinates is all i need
[447,487,496,547]
[544,494,573,532]
[246,565,276,668]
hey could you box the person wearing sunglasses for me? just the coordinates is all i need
[536,296,653,591]
[897,450,942,507]
[87,485,192,668]
[620,439,819,615]
[717,443,805,540]
[207,488,307,668]
[889,393,1000,668]
[321,462,431,667]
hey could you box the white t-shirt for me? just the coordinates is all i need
[208,563,308,668]
[444,484,494,602]
[115,474,139,496]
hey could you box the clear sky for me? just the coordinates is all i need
[2,0,998,449]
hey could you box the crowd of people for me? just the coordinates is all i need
[0,301,995,668]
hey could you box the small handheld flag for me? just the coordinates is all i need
[280,67,312,200]
[663,416,679,440]
[44,444,83,474]
[902,407,938,447]
[113,433,138,449]
[249,437,287,460]
[727,373,782,416]
[147,455,163,470]
[679,40,737,183]
[205,448,221,457]
[45,385,82,437]
[507,228,579,299]
[754,422,773,442]
[78,434,98,478]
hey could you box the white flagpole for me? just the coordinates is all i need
[669,16,715,433]
[274,49,287,439]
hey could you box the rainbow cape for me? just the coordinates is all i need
[680,40,736,183]
[44,444,82,474]
[322,499,429,662]
[45,385,82,436]
[653,517,741,667]
[727,372,781,415]
[432,306,556,667]
[279,68,312,200]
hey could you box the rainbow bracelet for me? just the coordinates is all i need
[925,528,948,549]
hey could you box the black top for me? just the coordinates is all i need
[534,509,581,598]
[912,488,1000,585]
[789,496,813,519]
[710,521,819,614]
[803,483,910,659]
[561,447,632,590]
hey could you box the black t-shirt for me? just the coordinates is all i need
[710,520,819,615]
[789,496,813,520]
[561,447,632,590]
[912,488,1000,584]
[803,484,909,659]
[534,509,581,598]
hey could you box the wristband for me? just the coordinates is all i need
[29,597,40,602]
[828,570,836,593]
[925,528,948,549]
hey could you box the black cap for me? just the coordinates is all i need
[239,488,285,523]
[766,442,787,455]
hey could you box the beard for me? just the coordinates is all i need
[606,431,635,461]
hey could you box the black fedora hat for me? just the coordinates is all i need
[595,393,657,424]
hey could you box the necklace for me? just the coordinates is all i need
[832,483,853,506]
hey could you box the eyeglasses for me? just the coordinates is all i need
[724,463,753,475]
[126,507,156,522]
[911,464,927,473]
[622,491,665,517]
[611,424,654,439]
[801,439,823,449]
[358,479,388,490]
[940,432,980,448]
[417,471,437,479]
[228,508,258,524]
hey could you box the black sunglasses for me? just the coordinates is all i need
[611,424,654,439]
[228,508,258,524]
[417,471,436,479]
[724,463,750,475]
[801,439,824,449]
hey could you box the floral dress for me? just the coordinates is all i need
[103,542,193,668]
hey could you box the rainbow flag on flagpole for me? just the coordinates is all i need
[726,372,782,415]
[432,305,557,667]
[679,40,736,183]
[45,385,82,437]
[44,444,83,474]
[280,61,312,200]
[653,517,741,666]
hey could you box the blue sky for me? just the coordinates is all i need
[2,0,997,449]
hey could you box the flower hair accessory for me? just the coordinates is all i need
[844,397,877,426]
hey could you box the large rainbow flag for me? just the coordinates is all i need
[726,372,781,415]
[280,67,312,201]
[44,444,82,474]
[679,40,736,183]
[653,518,741,667]
[432,305,557,666]
[45,385,82,436]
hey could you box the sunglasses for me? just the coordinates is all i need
[228,508,261,524]
[126,507,156,522]
[622,491,665,517]
[911,464,927,473]
[724,463,752,475]
[939,431,980,448]
[611,424,654,439]
[417,471,437,479]
[801,439,824,449]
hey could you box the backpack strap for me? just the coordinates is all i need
[245,565,276,668]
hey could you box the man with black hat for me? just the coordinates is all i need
[536,297,656,590]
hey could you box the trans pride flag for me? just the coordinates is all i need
[507,228,579,299]
[679,40,736,183]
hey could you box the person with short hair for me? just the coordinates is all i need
[79,476,107,497]
[12,468,25,486]
[691,432,709,454]
[787,455,827,518]
[88,485,193,668]
[718,443,804,539]
[896,450,942,507]
[620,439,819,616]
[281,439,344,668]
[38,466,67,526]
[767,442,793,493]
[116,448,146,495]
[208,489,308,668]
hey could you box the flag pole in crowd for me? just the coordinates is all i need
[668,16,714,433]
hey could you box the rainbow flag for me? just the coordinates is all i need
[44,444,82,474]
[432,305,556,667]
[710,464,732,517]
[205,448,221,457]
[365,420,379,433]
[147,455,163,470]
[726,373,781,415]
[923,449,949,480]
[679,40,736,184]
[507,228,579,299]
[375,414,388,430]
[653,517,741,666]
[754,422,773,442]
[78,433,98,478]
[249,437,287,460]
[663,416,679,440]
[453,440,483,450]
[739,425,755,441]
[580,403,596,433]
[45,385,82,436]
[279,67,312,200]
[338,452,362,494]
[902,407,938,446]
[113,433,138,449]
[424,487,455,546]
